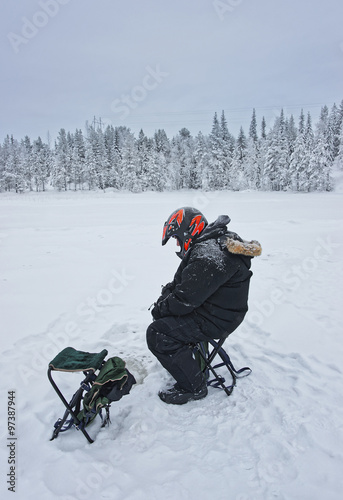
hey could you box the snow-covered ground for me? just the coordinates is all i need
[1,189,343,500]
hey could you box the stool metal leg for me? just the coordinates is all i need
[48,368,95,444]
[196,339,251,397]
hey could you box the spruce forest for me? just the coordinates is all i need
[1,102,343,194]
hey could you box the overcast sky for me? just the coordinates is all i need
[1,0,343,142]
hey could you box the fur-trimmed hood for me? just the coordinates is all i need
[224,234,262,257]
[196,215,262,258]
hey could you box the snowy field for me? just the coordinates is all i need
[1,189,343,500]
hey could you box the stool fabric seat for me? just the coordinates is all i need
[49,347,108,372]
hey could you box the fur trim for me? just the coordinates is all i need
[226,237,262,257]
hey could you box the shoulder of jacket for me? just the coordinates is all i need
[190,238,224,262]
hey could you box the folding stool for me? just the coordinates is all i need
[48,347,109,444]
[195,338,251,396]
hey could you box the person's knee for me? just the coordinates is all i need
[146,323,158,351]
[146,323,180,355]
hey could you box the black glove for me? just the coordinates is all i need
[151,303,162,320]
[151,291,172,319]
[161,282,174,297]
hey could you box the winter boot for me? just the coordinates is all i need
[158,382,208,405]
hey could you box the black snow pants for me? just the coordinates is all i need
[146,314,213,393]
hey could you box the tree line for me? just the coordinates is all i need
[1,102,343,193]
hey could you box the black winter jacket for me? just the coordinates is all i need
[152,216,261,338]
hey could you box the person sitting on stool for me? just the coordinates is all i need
[146,206,261,405]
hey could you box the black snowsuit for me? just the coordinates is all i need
[146,215,257,393]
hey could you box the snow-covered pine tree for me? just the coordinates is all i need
[244,109,261,189]
[328,103,342,161]
[339,100,343,132]
[169,137,180,190]
[263,110,290,190]
[289,110,306,191]
[84,125,97,190]
[285,115,297,157]
[261,116,267,140]
[170,128,195,190]
[220,110,235,188]
[299,112,315,191]
[137,131,162,191]
[137,129,150,190]
[245,138,259,189]
[231,127,248,190]
[147,147,167,191]
[107,127,123,189]
[255,117,268,190]
[263,116,280,191]
[103,125,117,189]
[95,126,108,190]
[52,129,71,190]
[277,110,291,190]
[208,112,221,189]
[0,142,3,191]
[309,106,333,191]
[20,136,33,191]
[119,128,141,192]
[154,129,171,159]
[152,129,170,190]
[333,120,343,172]
[70,129,86,190]
[256,125,268,190]
[208,112,231,189]
[298,109,305,135]
[194,132,210,190]
[85,124,109,190]
[3,136,25,192]
[0,136,10,191]
[31,136,50,191]
[249,109,258,143]
[2,136,12,191]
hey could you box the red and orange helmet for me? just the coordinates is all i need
[162,207,208,258]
